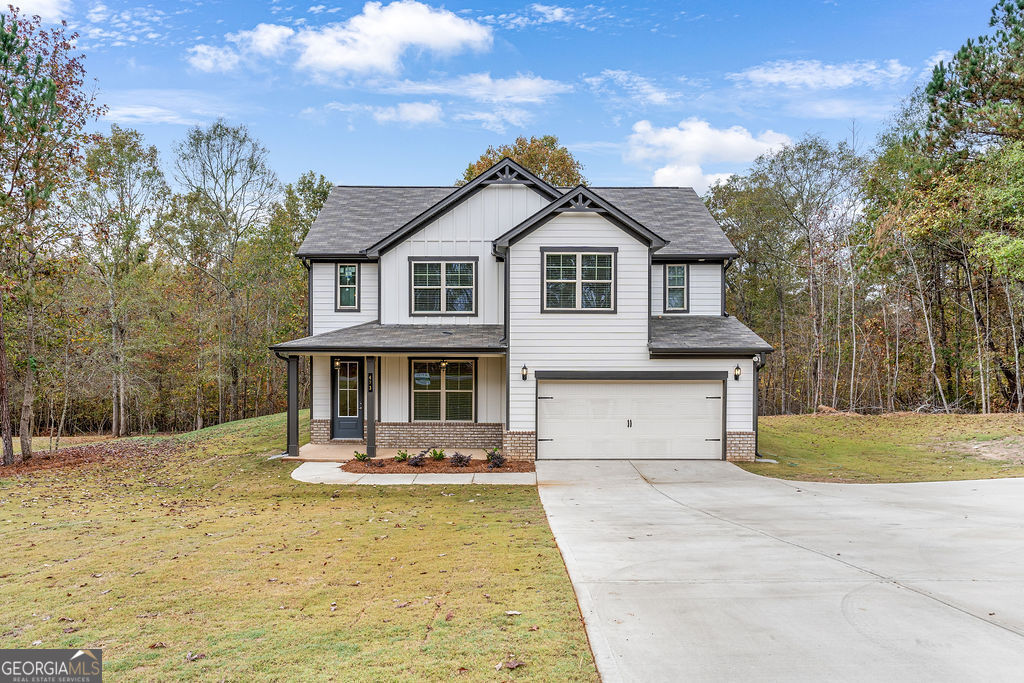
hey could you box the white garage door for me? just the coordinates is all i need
[536,380,724,460]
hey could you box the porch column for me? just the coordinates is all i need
[366,356,376,457]
[287,355,299,457]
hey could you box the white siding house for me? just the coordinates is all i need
[272,158,771,462]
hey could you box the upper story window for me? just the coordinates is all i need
[664,264,688,312]
[410,258,477,315]
[336,264,359,311]
[542,248,616,312]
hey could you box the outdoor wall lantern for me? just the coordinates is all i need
[734,364,742,381]
[521,364,529,381]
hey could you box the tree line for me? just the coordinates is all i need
[713,0,1024,416]
[4,2,1024,465]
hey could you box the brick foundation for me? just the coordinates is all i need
[375,422,503,449]
[502,430,536,460]
[311,419,330,444]
[725,431,756,461]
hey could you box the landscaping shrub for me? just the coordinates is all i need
[430,448,446,461]
[394,450,410,462]
[408,452,427,467]
[449,452,471,467]
[486,448,506,469]
[353,451,370,461]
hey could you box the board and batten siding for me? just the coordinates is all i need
[651,262,723,315]
[379,184,549,325]
[310,261,379,334]
[314,354,506,423]
[507,212,754,433]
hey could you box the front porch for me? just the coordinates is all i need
[272,321,512,459]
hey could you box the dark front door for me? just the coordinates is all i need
[331,357,363,439]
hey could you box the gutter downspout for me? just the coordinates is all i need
[753,351,772,461]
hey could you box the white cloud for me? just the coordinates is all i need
[455,106,530,133]
[484,3,602,30]
[530,3,572,23]
[105,105,201,126]
[728,59,911,89]
[14,0,70,22]
[384,72,568,103]
[317,100,443,126]
[308,4,327,13]
[921,50,953,79]
[228,23,295,57]
[627,118,791,192]
[186,44,241,72]
[103,89,234,126]
[793,97,894,120]
[86,3,108,23]
[294,0,492,76]
[372,101,442,124]
[585,69,678,106]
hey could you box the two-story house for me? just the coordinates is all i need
[271,158,771,462]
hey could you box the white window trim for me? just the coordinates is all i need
[410,259,478,316]
[542,249,616,312]
[664,264,689,313]
[410,359,475,422]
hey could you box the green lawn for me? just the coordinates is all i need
[741,412,1024,483]
[0,412,597,681]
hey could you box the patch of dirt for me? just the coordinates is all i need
[342,457,534,474]
[814,405,861,416]
[941,437,1024,463]
[1,439,178,476]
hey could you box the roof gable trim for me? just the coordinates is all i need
[493,186,668,249]
[365,158,561,256]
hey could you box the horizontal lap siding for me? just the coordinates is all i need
[652,262,722,315]
[311,262,378,334]
[380,184,548,325]
[508,213,752,432]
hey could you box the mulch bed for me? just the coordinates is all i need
[341,457,534,474]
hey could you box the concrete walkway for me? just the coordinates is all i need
[290,461,536,485]
[537,460,1024,682]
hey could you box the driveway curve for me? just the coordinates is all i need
[537,460,1024,682]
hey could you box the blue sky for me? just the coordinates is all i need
[20,0,994,190]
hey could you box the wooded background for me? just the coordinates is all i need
[4,2,1024,462]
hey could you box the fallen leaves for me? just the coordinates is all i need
[184,651,206,662]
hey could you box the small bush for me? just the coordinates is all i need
[407,452,427,467]
[449,452,471,467]
[353,451,370,462]
[394,450,410,462]
[430,448,446,461]
[366,459,385,468]
[486,448,506,469]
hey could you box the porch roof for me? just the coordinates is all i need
[649,315,773,356]
[271,321,507,354]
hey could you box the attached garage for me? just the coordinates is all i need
[535,373,726,460]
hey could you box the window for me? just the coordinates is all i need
[336,264,359,310]
[543,250,615,311]
[410,259,476,314]
[335,360,359,417]
[664,264,688,312]
[411,360,474,421]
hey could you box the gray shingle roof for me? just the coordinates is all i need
[296,185,736,258]
[271,321,506,353]
[649,316,773,354]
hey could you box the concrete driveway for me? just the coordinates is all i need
[537,460,1024,682]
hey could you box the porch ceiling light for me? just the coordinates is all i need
[521,364,528,381]
[439,359,448,369]
[734,364,742,381]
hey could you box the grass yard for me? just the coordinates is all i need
[742,412,1024,483]
[0,412,597,681]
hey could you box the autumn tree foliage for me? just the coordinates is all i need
[460,135,586,186]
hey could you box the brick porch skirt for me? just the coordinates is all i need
[375,422,503,449]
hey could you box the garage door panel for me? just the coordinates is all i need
[537,380,724,460]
